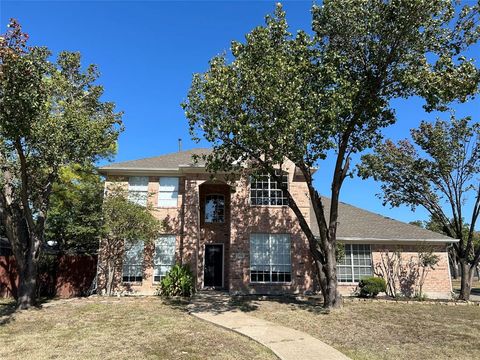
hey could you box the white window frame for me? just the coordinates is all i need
[128,176,149,207]
[158,177,179,208]
[122,241,144,283]
[205,194,225,223]
[153,235,176,283]
[337,244,373,283]
[250,170,288,206]
[250,233,291,283]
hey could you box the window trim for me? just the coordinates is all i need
[152,235,177,284]
[249,171,289,207]
[337,244,373,284]
[204,193,226,224]
[158,177,179,208]
[249,233,292,284]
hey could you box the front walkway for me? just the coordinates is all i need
[188,292,351,360]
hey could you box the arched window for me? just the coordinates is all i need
[205,194,225,223]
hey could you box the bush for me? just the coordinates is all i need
[157,264,195,297]
[358,276,387,298]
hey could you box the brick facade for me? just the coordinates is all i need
[338,244,452,299]
[97,160,453,299]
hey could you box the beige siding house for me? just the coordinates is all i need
[97,148,456,298]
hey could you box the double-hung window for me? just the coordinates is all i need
[250,234,291,283]
[205,194,225,223]
[250,171,288,206]
[153,235,176,282]
[337,244,373,283]
[122,242,144,282]
[158,177,179,207]
[128,176,148,206]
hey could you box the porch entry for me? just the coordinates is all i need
[204,244,223,288]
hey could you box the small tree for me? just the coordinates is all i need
[359,118,480,300]
[183,3,480,308]
[99,187,161,296]
[0,20,122,308]
[375,249,401,297]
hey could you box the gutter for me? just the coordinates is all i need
[336,237,459,244]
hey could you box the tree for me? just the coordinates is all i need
[99,187,161,296]
[45,164,104,255]
[410,215,480,279]
[0,20,122,309]
[359,118,480,300]
[182,2,480,308]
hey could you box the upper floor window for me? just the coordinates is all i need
[205,194,225,223]
[128,176,148,206]
[250,171,288,206]
[158,177,179,207]
[337,244,372,283]
[122,241,144,283]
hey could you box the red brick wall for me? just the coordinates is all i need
[337,244,452,299]
[100,166,453,299]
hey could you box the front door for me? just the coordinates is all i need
[204,244,223,288]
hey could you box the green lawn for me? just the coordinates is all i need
[0,297,275,360]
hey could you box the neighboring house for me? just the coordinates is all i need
[97,148,456,298]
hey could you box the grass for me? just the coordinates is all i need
[0,297,276,360]
[243,298,480,360]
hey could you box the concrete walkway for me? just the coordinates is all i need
[188,292,351,360]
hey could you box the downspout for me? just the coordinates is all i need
[179,177,186,266]
[195,180,201,290]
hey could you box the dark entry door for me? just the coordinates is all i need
[204,244,223,287]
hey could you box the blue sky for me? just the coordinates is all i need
[2,1,479,225]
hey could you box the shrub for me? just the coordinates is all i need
[358,276,387,298]
[157,264,195,297]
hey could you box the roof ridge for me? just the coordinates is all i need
[99,147,212,169]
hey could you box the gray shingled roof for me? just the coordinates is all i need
[310,197,454,242]
[99,148,212,171]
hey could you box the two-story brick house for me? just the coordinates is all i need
[97,148,456,298]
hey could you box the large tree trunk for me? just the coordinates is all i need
[12,229,42,309]
[16,254,38,309]
[459,259,474,301]
[319,245,341,308]
[449,250,459,279]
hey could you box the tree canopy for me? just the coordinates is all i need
[0,19,123,308]
[183,2,480,308]
[45,164,104,255]
[359,117,480,299]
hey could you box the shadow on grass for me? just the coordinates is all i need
[0,296,59,326]
[0,299,16,325]
[162,291,331,316]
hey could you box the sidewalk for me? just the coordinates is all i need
[188,293,351,360]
